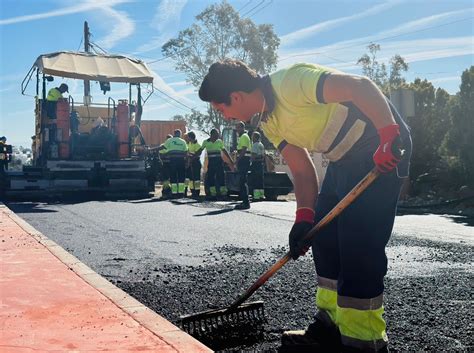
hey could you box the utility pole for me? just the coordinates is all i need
[84,21,91,105]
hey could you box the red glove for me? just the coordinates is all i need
[373,124,402,173]
[289,208,315,260]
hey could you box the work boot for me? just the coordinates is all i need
[280,318,341,352]
[234,202,250,210]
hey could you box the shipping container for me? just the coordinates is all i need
[140,120,187,146]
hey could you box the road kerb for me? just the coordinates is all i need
[1,203,212,353]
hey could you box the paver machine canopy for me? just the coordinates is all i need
[22,51,154,164]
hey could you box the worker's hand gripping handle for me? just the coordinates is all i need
[228,167,380,310]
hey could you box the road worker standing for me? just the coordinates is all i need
[199,128,229,200]
[234,122,252,210]
[186,131,202,199]
[159,129,188,198]
[199,59,411,352]
[250,131,265,201]
[158,134,173,199]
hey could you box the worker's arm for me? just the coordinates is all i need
[281,143,318,260]
[193,148,203,159]
[323,73,402,172]
[281,144,318,210]
[323,73,395,128]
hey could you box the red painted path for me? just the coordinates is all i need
[0,204,212,353]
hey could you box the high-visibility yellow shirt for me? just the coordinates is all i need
[237,132,251,151]
[164,137,188,157]
[261,63,341,151]
[202,139,224,158]
[47,88,63,102]
[202,139,224,152]
[187,141,201,154]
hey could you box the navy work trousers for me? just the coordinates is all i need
[312,138,404,299]
[207,158,225,193]
[250,160,264,190]
[169,158,186,185]
[237,157,250,204]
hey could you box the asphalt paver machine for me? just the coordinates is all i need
[6,51,155,199]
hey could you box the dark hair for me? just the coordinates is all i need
[199,59,259,105]
[187,131,196,140]
[59,83,69,92]
[174,129,182,137]
[210,128,219,136]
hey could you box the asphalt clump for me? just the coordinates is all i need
[117,238,473,352]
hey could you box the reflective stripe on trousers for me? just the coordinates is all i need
[315,276,388,351]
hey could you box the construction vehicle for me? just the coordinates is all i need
[220,126,329,200]
[4,49,158,199]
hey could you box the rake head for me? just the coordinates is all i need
[180,301,266,346]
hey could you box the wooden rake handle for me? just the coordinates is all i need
[229,167,380,310]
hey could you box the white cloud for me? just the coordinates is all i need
[0,0,129,25]
[429,76,461,84]
[168,80,189,87]
[96,6,135,49]
[175,86,196,96]
[280,0,404,47]
[136,0,188,54]
[279,36,473,75]
[151,71,195,106]
[0,73,24,83]
[0,83,18,93]
[278,7,474,68]
[0,0,134,49]
[151,0,187,32]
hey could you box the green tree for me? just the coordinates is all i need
[162,0,280,131]
[357,43,408,93]
[442,66,474,186]
[405,79,451,182]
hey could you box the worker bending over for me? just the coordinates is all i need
[45,83,68,119]
[199,59,411,352]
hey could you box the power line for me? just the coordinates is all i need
[152,85,194,111]
[76,37,83,52]
[146,46,193,64]
[279,16,474,62]
[241,0,265,17]
[152,93,191,113]
[246,0,273,17]
[90,41,109,55]
[238,0,253,13]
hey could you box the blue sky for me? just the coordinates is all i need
[1,0,473,146]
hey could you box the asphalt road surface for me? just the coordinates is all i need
[7,198,473,351]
